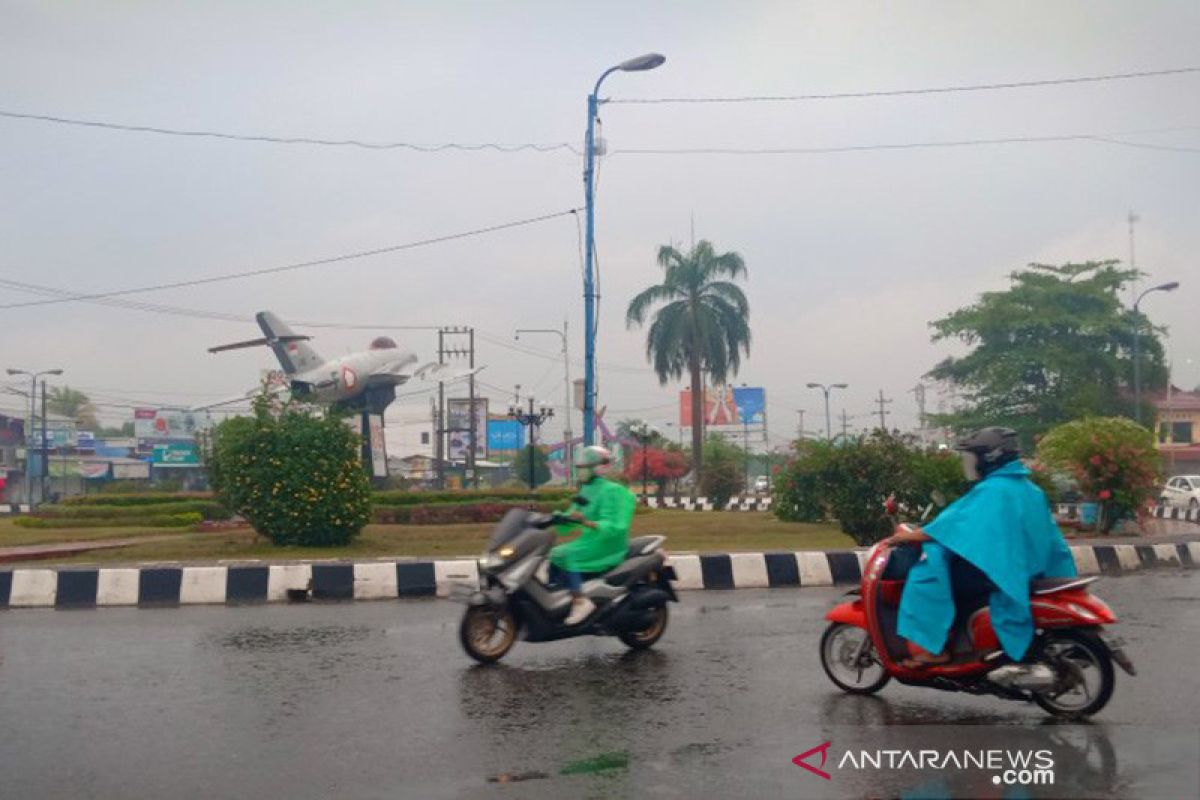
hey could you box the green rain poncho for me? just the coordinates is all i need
[896,461,1077,660]
[550,475,635,573]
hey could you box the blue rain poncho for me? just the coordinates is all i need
[896,461,1077,660]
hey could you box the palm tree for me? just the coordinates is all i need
[48,386,99,430]
[625,241,750,478]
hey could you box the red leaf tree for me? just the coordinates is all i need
[624,447,690,496]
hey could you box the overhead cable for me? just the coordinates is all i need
[610,66,1200,104]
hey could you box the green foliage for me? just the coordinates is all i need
[1035,417,1162,531]
[64,492,214,506]
[625,240,751,475]
[928,261,1168,443]
[699,435,746,508]
[205,400,372,547]
[512,445,551,489]
[14,513,202,529]
[33,501,226,520]
[371,488,574,506]
[774,432,968,545]
[47,385,99,430]
[373,501,559,525]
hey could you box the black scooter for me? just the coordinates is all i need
[451,508,677,663]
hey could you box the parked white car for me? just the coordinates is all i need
[753,475,770,494]
[1159,475,1200,511]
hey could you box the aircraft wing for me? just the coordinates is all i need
[410,363,485,384]
[189,383,290,412]
[208,334,311,354]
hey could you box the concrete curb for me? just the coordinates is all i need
[1,541,1196,610]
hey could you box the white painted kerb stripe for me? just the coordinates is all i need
[434,559,478,598]
[97,568,140,605]
[180,566,228,604]
[353,563,398,600]
[268,564,312,601]
[798,551,833,586]
[729,553,769,589]
[9,569,56,606]
[668,554,704,590]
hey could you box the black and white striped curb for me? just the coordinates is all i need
[644,495,773,511]
[1054,504,1200,524]
[1,542,1195,610]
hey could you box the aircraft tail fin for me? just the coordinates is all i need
[256,311,322,374]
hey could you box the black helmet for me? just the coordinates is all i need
[955,427,1020,480]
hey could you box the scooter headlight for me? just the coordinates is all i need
[497,545,515,559]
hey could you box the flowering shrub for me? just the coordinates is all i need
[205,399,372,546]
[1035,417,1162,531]
[774,432,968,545]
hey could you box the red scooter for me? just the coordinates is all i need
[819,515,1136,718]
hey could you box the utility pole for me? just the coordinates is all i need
[515,320,573,486]
[840,409,850,440]
[796,409,805,440]
[508,398,554,490]
[1128,211,1139,305]
[40,379,48,504]
[874,389,893,431]
[439,327,478,489]
[436,328,446,489]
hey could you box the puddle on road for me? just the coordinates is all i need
[216,625,374,653]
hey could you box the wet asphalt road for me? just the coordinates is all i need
[1,571,1198,800]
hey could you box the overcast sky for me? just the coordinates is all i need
[2,1,1197,447]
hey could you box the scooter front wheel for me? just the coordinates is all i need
[459,604,517,664]
[820,622,891,695]
[617,604,669,650]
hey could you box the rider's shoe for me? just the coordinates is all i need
[987,663,1056,690]
[565,597,596,625]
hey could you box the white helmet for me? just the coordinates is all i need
[574,445,612,469]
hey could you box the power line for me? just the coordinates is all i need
[0,208,581,310]
[0,108,582,155]
[611,125,1200,156]
[610,65,1200,104]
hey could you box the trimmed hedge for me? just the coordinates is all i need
[33,501,228,521]
[371,488,575,507]
[63,492,215,507]
[13,513,204,529]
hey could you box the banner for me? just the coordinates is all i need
[447,398,488,461]
[134,409,212,440]
[679,386,767,426]
[113,461,151,480]
[486,419,525,452]
[368,414,388,478]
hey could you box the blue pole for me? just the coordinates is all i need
[583,89,599,446]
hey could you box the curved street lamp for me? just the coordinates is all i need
[582,53,666,449]
[1132,281,1180,425]
[806,382,849,441]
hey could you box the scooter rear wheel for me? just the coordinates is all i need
[820,622,891,695]
[1031,629,1115,718]
[617,605,669,650]
[459,605,517,664]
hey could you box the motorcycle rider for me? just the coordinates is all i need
[550,446,636,625]
[887,427,1077,669]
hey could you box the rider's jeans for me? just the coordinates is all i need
[548,564,584,593]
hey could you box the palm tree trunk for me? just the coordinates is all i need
[689,355,703,497]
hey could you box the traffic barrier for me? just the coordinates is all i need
[0,541,1195,610]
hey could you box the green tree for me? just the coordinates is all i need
[927,261,1167,444]
[204,398,372,546]
[512,445,550,489]
[626,241,751,480]
[698,435,747,508]
[48,386,100,430]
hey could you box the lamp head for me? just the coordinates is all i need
[1155,281,1181,292]
[6,369,24,376]
[618,53,666,72]
[833,383,849,389]
[806,382,820,389]
[47,369,63,376]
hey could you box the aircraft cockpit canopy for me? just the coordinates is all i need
[370,336,399,350]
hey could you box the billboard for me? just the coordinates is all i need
[486,419,525,452]
[447,398,488,461]
[134,408,212,440]
[368,414,388,478]
[679,386,767,426]
[152,442,201,465]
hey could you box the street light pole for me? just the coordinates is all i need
[516,322,572,486]
[1132,281,1180,425]
[583,53,665,449]
[806,382,848,441]
[6,367,62,508]
[509,398,554,490]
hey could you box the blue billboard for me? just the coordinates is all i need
[733,386,766,425]
[487,419,525,452]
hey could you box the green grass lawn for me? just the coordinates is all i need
[10,510,853,566]
[0,518,198,547]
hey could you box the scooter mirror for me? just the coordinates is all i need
[883,495,899,515]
